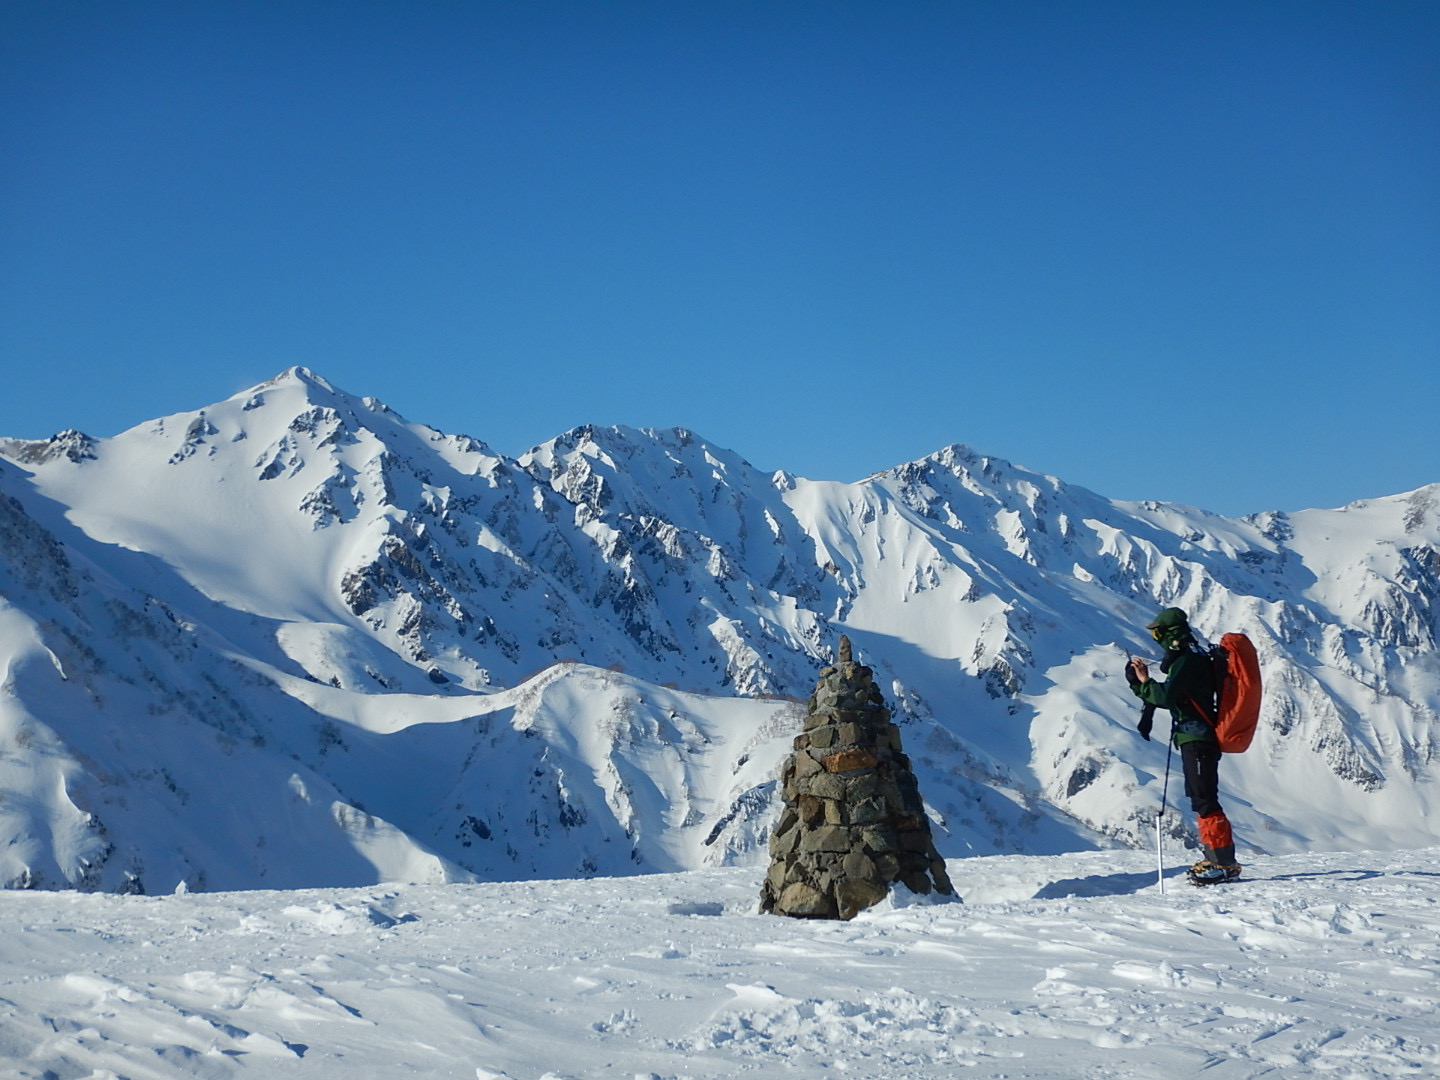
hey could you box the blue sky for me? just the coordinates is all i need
[2,1,1436,516]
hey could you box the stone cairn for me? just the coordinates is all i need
[760,636,955,920]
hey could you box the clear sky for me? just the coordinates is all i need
[2,1,1436,517]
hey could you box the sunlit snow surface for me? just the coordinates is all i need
[5,849,1438,1079]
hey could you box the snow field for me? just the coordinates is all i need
[4,847,1438,1079]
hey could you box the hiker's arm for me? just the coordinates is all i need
[1131,658,1184,708]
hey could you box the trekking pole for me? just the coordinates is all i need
[1156,735,1174,895]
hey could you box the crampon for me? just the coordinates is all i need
[1187,860,1243,886]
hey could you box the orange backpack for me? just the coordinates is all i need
[1210,633,1262,753]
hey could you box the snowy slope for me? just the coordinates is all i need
[3,848,1438,1079]
[1,367,1437,893]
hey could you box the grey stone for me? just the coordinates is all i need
[859,825,900,853]
[901,870,933,895]
[808,724,837,749]
[846,773,883,801]
[805,773,847,800]
[842,850,877,881]
[848,796,889,825]
[769,824,801,858]
[835,877,887,920]
[800,825,851,853]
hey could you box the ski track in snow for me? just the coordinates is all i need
[3,849,1438,1079]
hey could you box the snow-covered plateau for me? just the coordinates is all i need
[4,848,1438,1078]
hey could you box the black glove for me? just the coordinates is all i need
[1137,703,1155,742]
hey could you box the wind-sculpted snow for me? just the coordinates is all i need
[3,849,1439,1078]
[1,366,1438,893]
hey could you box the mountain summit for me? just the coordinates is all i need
[1,370,1437,892]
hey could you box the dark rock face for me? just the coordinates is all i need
[760,637,956,919]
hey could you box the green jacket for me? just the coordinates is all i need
[1132,647,1217,747]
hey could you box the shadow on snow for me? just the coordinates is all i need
[1032,866,1187,900]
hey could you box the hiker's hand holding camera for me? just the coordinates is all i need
[1127,658,1150,684]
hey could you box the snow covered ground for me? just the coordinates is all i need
[4,847,1438,1079]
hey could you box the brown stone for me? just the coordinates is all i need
[899,828,932,853]
[766,862,787,895]
[821,747,878,773]
[783,859,812,885]
[778,882,835,918]
[797,794,825,826]
[793,751,822,778]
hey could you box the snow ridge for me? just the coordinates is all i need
[0,367,1437,893]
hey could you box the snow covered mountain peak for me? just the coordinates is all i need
[1,369,1437,894]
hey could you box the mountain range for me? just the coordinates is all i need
[1,367,1436,893]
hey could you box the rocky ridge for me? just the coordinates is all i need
[0,367,1437,892]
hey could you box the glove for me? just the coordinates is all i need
[1137,704,1155,742]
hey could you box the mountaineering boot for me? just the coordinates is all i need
[1187,856,1242,886]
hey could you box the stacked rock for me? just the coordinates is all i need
[760,636,956,920]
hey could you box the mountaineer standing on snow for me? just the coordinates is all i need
[1126,607,1242,885]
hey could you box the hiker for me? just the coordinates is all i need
[1126,607,1242,884]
